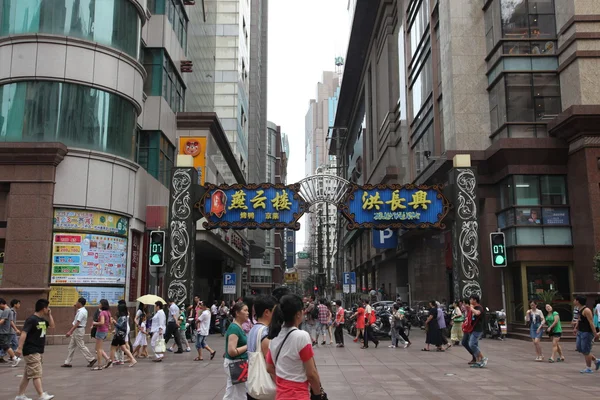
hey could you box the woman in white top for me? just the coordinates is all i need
[150,301,167,362]
[525,300,545,361]
[266,294,322,400]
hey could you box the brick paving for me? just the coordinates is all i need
[1,330,599,400]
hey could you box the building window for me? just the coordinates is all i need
[0,0,141,59]
[148,0,188,52]
[408,0,430,61]
[501,0,556,40]
[489,73,560,139]
[0,81,137,160]
[142,49,185,113]
[497,175,571,246]
[137,131,175,187]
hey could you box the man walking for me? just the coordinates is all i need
[61,297,96,368]
[304,296,317,345]
[164,298,184,353]
[210,301,218,333]
[0,298,20,367]
[15,299,55,400]
[10,299,21,353]
[573,295,600,373]
[316,298,330,345]
[334,300,345,347]
[194,302,216,361]
[462,294,488,368]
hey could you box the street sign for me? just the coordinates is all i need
[490,232,507,267]
[343,272,357,293]
[372,228,398,249]
[223,273,236,294]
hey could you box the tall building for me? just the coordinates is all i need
[246,0,269,265]
[212,0,252,180]
[304,72,340,253]
[331,0,600,320]
[0,0,193,328]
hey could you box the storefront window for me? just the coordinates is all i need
[0,0,141,59]
[526,265,572,320]
[0,81,137,160]
[501,0,556,40]
[514,175,540,205]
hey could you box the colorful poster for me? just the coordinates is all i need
[49,286,125,307]
[179,137,207,185]
[51,233,128,284]
[53,209,128,237]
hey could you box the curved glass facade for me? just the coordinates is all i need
[0,81,137,160]
[0,0,141,59]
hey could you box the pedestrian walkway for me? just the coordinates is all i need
[1,331,598,399]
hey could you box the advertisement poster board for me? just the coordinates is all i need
[53,209,128,237]
[179,137,207,185]
[51,233,127,284]
[49,286,125,307]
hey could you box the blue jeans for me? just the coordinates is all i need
[576,331,594,355]
[220,318,229,335]
[462,331,483,358]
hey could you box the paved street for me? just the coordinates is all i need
[1,330,599,400]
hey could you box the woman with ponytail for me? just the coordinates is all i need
[266,294,323,399]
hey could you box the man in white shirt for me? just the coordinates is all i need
[194,302,216,361]
[164,299,184,353]
[61,297,96,368]
[210,301,218,334]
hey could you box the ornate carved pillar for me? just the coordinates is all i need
[449,164,482,300]
[167,168,197,305]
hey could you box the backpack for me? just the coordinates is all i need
[462,307,481,333]
[311,304,319,320]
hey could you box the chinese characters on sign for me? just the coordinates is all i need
[341,184,450,230]
[49,286,125,307]
[53,209,128,236]
[201,184,306,230]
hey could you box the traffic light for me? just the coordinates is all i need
[490,232,507,267]
[149,231,166,267]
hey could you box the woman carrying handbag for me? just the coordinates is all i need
[266,294,326,400]
[247,295,277,400]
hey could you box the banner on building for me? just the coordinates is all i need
[340,184,450,230]
[50,233,127,284]
[284,271,299,284]
[179,137,207,185]
[53,209,128,236]
[200,183,306,230]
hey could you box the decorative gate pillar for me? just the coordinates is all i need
[448,155,482,300]
[167,167,197,306]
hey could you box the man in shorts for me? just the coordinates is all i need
[15,299,55,400]
[0,298,20,367]
[194,302,216,361]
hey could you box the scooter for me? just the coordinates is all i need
[371,309,392,337]
[484,307,506,340]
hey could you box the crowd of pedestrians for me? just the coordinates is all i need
[3,291,600,399]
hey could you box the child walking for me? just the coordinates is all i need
[132,314,148,358]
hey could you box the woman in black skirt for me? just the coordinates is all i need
[423,300,443,352]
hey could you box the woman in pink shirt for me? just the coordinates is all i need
[91,299,112,370]
[266,294,323,400]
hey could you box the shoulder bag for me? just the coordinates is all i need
[228,326,250,385]
[247,326,276,399]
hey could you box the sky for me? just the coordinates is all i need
[267,0,350,251]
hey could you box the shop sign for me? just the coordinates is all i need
[200,183,306,230]
[297,252,310,259]
[542,208,569,225]
[53,209,128,237]
[49,285,125,307]
[51,233,127,284]
[340,184,450,230]
[284,271,299,284]
[128,232,141,302]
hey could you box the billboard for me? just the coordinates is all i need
[340,184,450,230]
[179,137,207,185]
[200,183,306,230]
[53,209,128,236]
[50,233,128,284]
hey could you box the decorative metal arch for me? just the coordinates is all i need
[297,174,351,209]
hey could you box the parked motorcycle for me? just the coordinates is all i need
[484,307,506,340]
[371,309,392,337]
[417,306,430,329]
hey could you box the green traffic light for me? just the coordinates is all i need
[495,255,505,265]
[151,254,162,264]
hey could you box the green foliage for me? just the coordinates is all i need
[535,289,563,306]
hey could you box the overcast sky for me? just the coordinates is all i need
[267,0,350,251]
